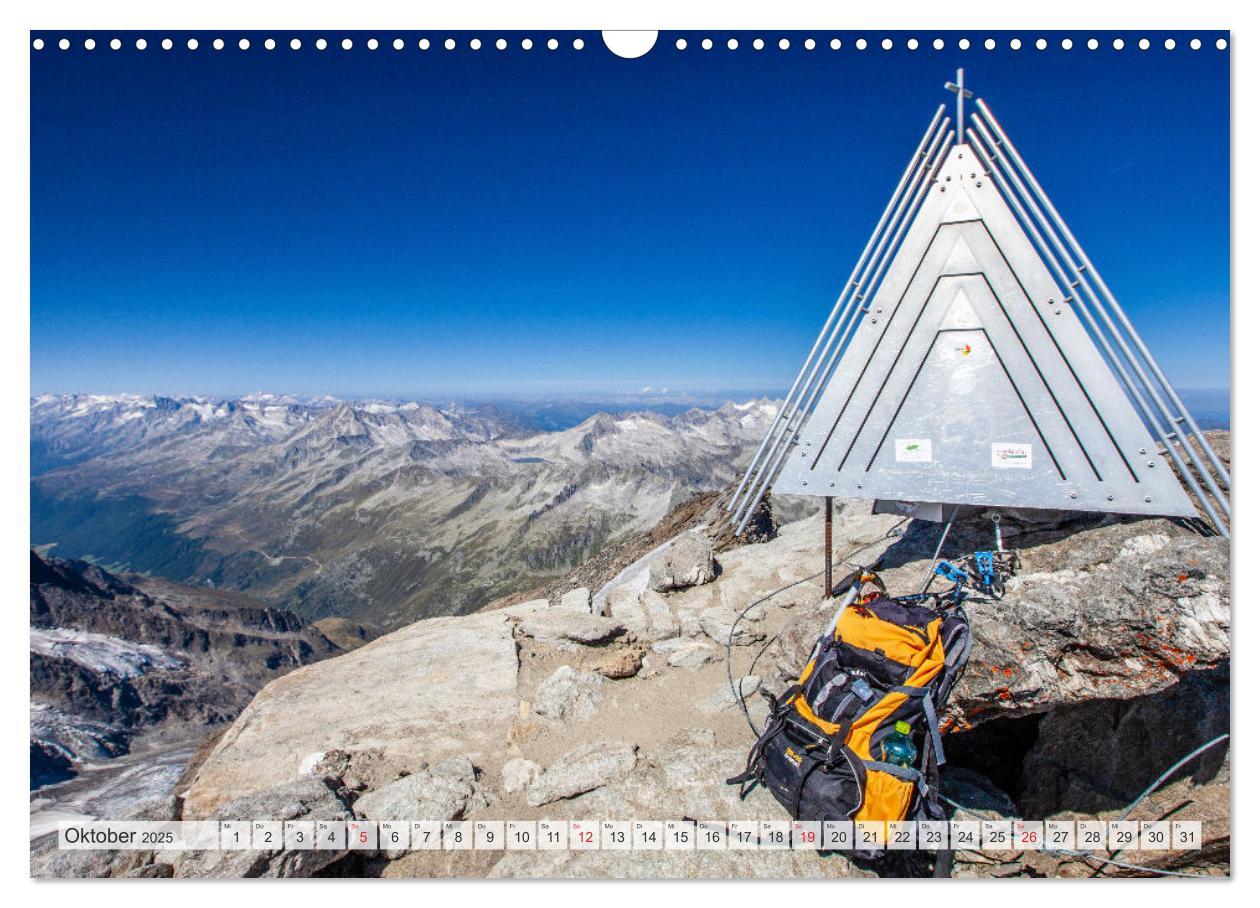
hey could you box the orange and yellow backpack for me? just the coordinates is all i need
[728,570,971,858]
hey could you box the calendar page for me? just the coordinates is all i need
[25,5,1231,887]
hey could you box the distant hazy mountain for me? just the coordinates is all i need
[31,394,776,629]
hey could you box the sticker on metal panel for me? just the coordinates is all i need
[991,443,1033,469]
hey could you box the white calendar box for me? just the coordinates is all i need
[950,821,980,851]
[1045,820,1075,851]
[981,820,1013,850]
[759,820,790,850]
[822,820,854,851]
[410,820,442,850]
[442,820,473,850]
[855,820,885,850]
[1108,820,1138,851]
[728,820,759,850]
[696,821,727,850]
[284,820,315,850]
[538,819,567,850]
[917,821,947,851]
[665,820,695,850]
[633,820,664,850]
[505,821,536,850]
[887,820,917,850]
[601,820,631,850]
[1139,820,1171,851]
[1076,821,1107,851]
[378,821,408,851]
[220,820,250,850]
[347,819,377,850]
[791,820,821,850]
[315,820,346,851]
[1013,820,1043,850]
[251,821,282,851]
[569,820,599,850]
[1172,820,1202,851]
[181,821,223,851]
[475,820,505,850]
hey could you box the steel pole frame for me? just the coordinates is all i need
[976,100,1231,494]
[733,127,955,534]
[727,105,947,514]
[968,124,1228,536]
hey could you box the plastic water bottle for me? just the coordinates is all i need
[880,720,917,767]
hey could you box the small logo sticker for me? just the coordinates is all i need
[992,442,1033,469]
[895,438,933,463]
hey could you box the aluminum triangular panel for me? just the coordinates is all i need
[773,143,1197,518]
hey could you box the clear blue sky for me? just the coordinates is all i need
[30,31,1230,398]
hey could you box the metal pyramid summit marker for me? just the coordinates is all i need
[730,77,1230,535]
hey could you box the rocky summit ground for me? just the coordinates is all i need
[32,499,1231,879]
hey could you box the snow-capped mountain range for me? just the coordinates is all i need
[31,394,777,628]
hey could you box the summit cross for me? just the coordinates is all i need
[944,68,973,144]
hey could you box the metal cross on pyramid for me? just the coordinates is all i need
[730,73,1231,536]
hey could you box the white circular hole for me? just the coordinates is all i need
[1113,38,1124,50]
[162,38,172,50]
[779,38,789,50]
[84,38,96,50]
[265,38,275,50]
[213,38,224,51]
[444,38,455,50]
[958,38,970,50]
[316,38,327,51]
[521,38,533,50]
[110,38,121,50]
[419,38,430,50]
[58,38,69,50]
[367,38,379,50]
[933,38,944,50]
[239,38,250,51]
[1165,38,1176,50]
[675,38,686,50]
[1217,38,1228,50]
[984,37,995,50]
[290,38,301,50]
[830,38,841,50]
[33,37,44,50]
[473,38,484,51]
[187,38,198,50]
[805,38,816,50]
[753,38,765,51]
[394,38,404,50]
[601,31,657,58]
[547,38,558,50]
[907,38,919,51]
[856,38,868,50]
[728,38,738,50]
[1087,38,1099,50]
[137,38,148,50]
[497,38,507,50]
[1191,38,1202,50]
[1036,38,1047,50]
[1139,38,1150,50]
[880,38,891,51]
[702,38,713,50]
[1062,38,1074,50]
[573,38,584,50]
[1010,37,1022,50]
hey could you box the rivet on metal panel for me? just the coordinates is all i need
[1139,448,1147,454]
[829,481,835,487]
[1148,461,1155,468]
[856,482,863,489]
[975,181,982,188]
[1107,495,1115,501]
[1070,492,1078,499]
[1145,496,1152,503]
[1055,309,1062,315]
